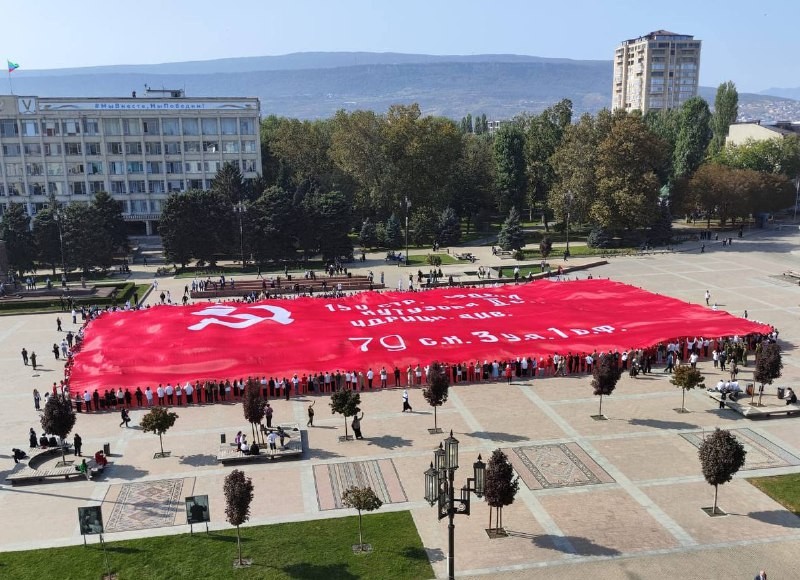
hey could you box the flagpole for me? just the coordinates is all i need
[7,70,13,95]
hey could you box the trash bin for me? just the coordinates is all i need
[103,442,110,456]
[220,433,226,444]
[778,387,785,399]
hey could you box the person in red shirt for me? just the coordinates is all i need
[505,363,513,384]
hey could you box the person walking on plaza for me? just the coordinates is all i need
[21,347,28,366]
[664,352,674,374]
[351,410,365,440]
[705,290,710,306]
[119,408,130,428]
[307,401,315,427]
[402,389,412,412]
[754,571,767,580]
[265,402,274,429]
[73,433,82,456]
[30,351,37,371]
[33,389,41,411]
[56,317,62,332]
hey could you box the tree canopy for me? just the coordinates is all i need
[224,469,255,566]
[698,428,746,514]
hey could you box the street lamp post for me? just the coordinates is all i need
[54,210,67,283]
[234,202,246,269]
[564,189,574,257]
[404,196,411,266]
[424,430,486,580]
[794,176,800,223]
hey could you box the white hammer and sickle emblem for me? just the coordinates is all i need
[188,305,294,331]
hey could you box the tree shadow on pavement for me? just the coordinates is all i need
[465,431,529,443]
[366,435,413,450]
[511,531,621,557]
[746,510,800,528]
[627,418,700,430]
[178,453,217,467]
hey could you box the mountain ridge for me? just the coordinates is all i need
[5,53,798,122]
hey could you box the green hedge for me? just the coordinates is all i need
[0,282,140,313]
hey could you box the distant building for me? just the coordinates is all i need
[726,120,800,146]
[612,30,702,113]
[486,119,509,135]
[0,90,261,235]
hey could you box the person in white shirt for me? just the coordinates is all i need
[185,381,194,404]
[366,368,374,389]
[156,385,165,405]
[716,379,726,392]
[689,352,699,368]
[380,367,388,388]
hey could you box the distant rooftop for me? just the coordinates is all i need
[620,30,698,45]
[733,120,800,136]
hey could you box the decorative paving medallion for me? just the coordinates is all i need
[680,428,800,470]
[506,443,615,490]
[103,478,191,532]
[314,459,407,510]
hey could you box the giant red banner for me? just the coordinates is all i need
[69,279,771,390]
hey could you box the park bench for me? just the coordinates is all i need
[385,252,404,263]
[454,252,476,262]
[6,446,104,486]
[782,271,800,282]
[217,424,302,464]
[708,391,800,418]
[495,250,515,259]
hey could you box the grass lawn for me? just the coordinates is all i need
[748,474,800,515]
[0,511,432,580]
[405,253,459,267]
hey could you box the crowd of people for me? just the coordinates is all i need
[43,328,778,415]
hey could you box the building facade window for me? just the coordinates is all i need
[142,118,160,135]
[145,142,162,155]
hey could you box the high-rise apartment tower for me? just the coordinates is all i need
[612,30,701,113]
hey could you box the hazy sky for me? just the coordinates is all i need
[3,0,798,92]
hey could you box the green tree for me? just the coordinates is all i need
[493,124,527,213]
[754,343,782,405]
[212,161,247,203]
[409,206,437,247]
[714,135,800,178]
[140,407,179,457]
[698,428,746,515]
[709,81,739,156]
[594,114,669,232]
[0,202,35,277]
[242,379,265,443]
[539,236,553,260]
[591,353,622,417]
[484,449,519,533]
[329,109,388,215]
[497,206,524,251]
[40,393,76,465]
[525,99,572,227]
[549,113,607,228]
[422,361,449,432]
[224,469,255,566]
[32,207,62,275]
[341,486,383,550]
[649,200,674,245]
[359,218,378,249]
[670,364,705,412]
[329,390,361,440]
[301,189,354,261]
[673,97,713,179]
[451,134,494,235]
[91,191,128,252]
[384,213,403,250]
[247,186,298,264]
[436,207,461,246]
[62,203,113,273]
[158,194,195,268]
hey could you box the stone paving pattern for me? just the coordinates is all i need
[1,228,800,578]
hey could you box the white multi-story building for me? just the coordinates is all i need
[0,90,261,234]
[612,30,701,114]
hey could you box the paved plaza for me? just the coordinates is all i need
[1,227,800,579]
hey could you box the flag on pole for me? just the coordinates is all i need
[7,60,19,73]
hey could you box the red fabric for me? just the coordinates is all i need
[69,279,771,390]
